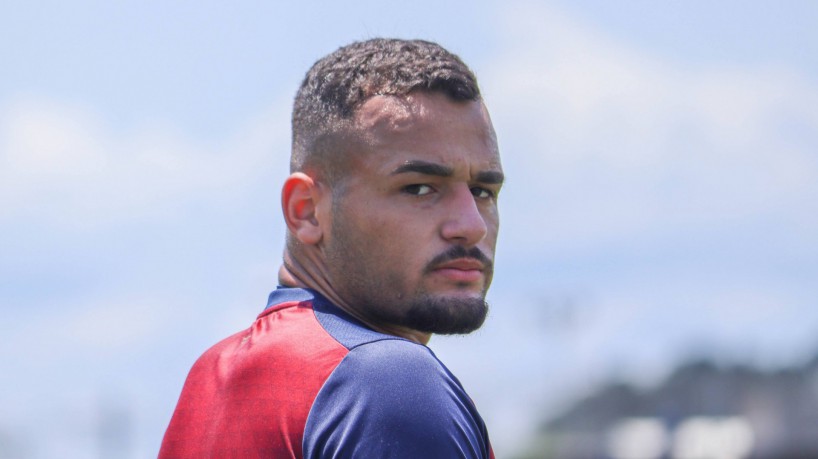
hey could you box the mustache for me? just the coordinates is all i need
[425,246,493,272]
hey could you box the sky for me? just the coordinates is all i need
[1,1,817,457]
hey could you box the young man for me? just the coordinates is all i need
[160,38,503,458]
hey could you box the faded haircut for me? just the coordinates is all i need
[290,38,481,183]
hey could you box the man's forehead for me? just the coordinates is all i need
[352,92,494,141]
[348,95,500,174]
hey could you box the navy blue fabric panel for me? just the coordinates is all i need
[303,339,492,459]
[310,293,400,350]
[264,286,315,309]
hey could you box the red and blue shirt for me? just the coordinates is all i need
[160,287,494,458]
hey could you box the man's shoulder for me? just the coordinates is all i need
[343,338,450,384]
[187,297,348,383]
[319,339,466,420]
[304,339,491,458]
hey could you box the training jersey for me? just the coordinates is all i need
[159,287,494,458]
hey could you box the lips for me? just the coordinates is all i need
[431,258,485,283]
[434,258,485,271]
[424,245,493,285]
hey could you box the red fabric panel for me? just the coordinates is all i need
[159,301,348,458]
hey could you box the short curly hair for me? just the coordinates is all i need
[290,38,481,181]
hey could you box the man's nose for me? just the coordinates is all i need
[439,186,488,246]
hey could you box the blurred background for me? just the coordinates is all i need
[1,1,817,458]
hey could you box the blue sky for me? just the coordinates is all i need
[2,1,817,457]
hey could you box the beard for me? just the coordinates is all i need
[334,281,490,335]
[389,294,489,335]
[327,254,492,334]
[325,202,492,335]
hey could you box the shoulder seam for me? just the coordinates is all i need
[346,336,413,352]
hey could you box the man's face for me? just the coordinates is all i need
[319,91,503,336]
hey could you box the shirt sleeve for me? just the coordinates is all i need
[302,339,492,459]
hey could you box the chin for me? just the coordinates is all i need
[401,295,489,335]
[436,283,488,298]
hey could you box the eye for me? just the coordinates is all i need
[471,187,495,199]
[404,184,434,196]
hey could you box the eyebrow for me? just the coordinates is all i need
[475,170,505,185]
[390,160,453,177]
[390,160,505,185]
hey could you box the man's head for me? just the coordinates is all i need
[281,38,503,342]
[291,38,481,185]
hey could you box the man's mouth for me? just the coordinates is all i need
[431,258,485,283]
[423,245,493,284]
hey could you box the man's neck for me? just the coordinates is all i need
[277,250,432,345]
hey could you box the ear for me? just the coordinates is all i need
[281,172,324,245]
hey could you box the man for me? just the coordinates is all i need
[160,38,503,458]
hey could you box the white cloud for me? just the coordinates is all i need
[0,95,291,230]
[483,2,818,255]
[3,295,178,365]
[455,5,818,454]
